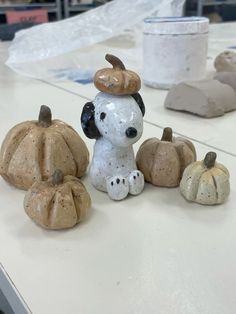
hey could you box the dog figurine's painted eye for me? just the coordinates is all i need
[100,112,106,120]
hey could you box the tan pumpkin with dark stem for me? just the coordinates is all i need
[136,127,196,187]
[0,105,89,190]
[24,170,91,229]
[94,54,141,95]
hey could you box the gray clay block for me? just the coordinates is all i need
[214,51,236,72]
[214,72,236,91]
[164,80,236,118]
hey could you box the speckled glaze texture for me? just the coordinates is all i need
[136,127,196,187]
[24,170,91,229]
[82,92,144,201]
[180,152,230,205]
[214,51,236,72]
[0,106,89,190]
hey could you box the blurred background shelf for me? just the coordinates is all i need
[0,0,61,20]
[64,0,110,18]
[197,0,236,15]
[0,0,235,35]
[185,0,236,22]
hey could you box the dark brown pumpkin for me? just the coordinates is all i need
[94,54,141,95]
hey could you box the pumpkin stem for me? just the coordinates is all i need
[161,127,173,142]
[105,54,126,70]
[204,152,217,169]
[38,105,52,127]
[52,169,64,185]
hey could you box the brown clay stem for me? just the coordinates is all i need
[38,105,52,127]
[52,169,64,185]
[204,152,217,168]
[105,54,126,70]
[161,127,173,142]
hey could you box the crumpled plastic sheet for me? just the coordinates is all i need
[6,0,185,80]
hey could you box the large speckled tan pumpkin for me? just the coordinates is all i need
[0,105,89,190]
[136,127,196,187]
[24,170,91,230]
[94,54,141,95]
[180,152,230,205]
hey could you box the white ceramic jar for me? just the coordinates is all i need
[143,17,209,89]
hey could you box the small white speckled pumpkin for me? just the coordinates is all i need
[0,105,89,190]
[24,170,91,230]
[180,152,230,205]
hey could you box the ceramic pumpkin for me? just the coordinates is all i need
[180,152,230,205]
[136,127,196,187]
[94,54,141,95]
[0,105,89,190]
[24,169,91,229]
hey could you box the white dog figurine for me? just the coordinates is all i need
[81,92,145,200]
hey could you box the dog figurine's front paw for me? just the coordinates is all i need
[128,170,144,195]
[106,176,129,201]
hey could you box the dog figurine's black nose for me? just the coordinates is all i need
[126,127,137,138]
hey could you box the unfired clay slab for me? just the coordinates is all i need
[214,72,236,92]
[164,79,236,118]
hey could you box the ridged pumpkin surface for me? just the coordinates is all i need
[0,106,89,190]
[180,152,230,205]
[24,171,91,229]
[136,128,196,187]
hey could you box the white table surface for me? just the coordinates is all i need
[0,22,236,314]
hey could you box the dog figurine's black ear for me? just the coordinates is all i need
[131,93,145,117]
[81,102,101,139]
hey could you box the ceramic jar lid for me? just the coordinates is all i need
[143,17,209,35]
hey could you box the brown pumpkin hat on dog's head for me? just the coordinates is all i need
[94,54,141,95]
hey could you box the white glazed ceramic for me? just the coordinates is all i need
[81,92,145,201]
[143,17,209,89]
